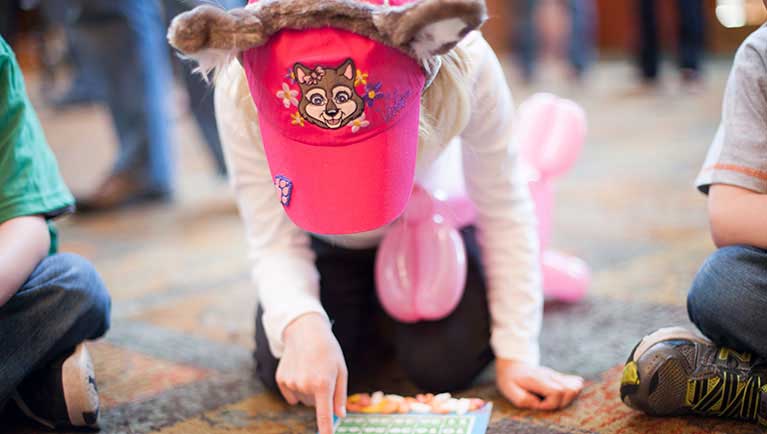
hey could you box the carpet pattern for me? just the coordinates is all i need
[5,58,764,433]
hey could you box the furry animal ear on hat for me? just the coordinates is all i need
[167,0,486,74]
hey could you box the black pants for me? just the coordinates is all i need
[254,226,494,394]
[637,0,705,81]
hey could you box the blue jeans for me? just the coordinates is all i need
[515,0,596,80]
[687,245,767,358]
[164,0,246,176]
[69,0,245,190]
[70,0,174,193]
[637,0,704,81]
[0,253,111,408]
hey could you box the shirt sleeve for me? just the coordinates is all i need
[214,61,329,358]
[459,35,542,365]
[696,27,767,194]
[0,37,74,225]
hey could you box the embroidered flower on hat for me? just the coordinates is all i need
[284,67,296,84]
[363,82,383,107]
[349,113,370,133]
[354,70,368,87]
[290,111,305,127]
[276,82,299,108]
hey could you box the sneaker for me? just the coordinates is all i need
[620,327,767,425]
[12,343,100,429]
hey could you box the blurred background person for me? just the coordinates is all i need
[56,0,244,212]
[512,0,597,82]
[38,1,103,108]
[636,0,705,88]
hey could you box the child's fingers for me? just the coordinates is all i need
[278,381,299,406]
[538,390,564,410]
[520,373,564,398]
[501,381,542,409]
[552,374,583,409]
[519,375,564,411]
[334,366,348,418]
[560,388,579,409]
[315,385,335,434]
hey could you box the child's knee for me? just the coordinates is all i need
[687,246,761,333]
[47,253,111,333]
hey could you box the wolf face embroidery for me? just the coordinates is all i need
[294,59,364,129]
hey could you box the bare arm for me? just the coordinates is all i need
[0,216,50,307]
[708,184,767,249]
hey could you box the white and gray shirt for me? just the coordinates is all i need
[697,25,767,194]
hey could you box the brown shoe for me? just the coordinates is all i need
[75,174,171,213]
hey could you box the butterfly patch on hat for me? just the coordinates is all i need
[274,175,293,206]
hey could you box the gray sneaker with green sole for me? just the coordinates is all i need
[620,327,767,425]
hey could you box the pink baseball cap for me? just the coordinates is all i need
[242,4,424,234]
[168,0,487,234]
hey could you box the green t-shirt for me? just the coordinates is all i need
[0,37,74,253]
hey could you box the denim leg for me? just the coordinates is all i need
[163,0,245,176]
[0,254,111,404]
[687,245,767,358]
[514,0,538,81]
[637,0,659,81]
[676,0,704,72]
[568,0,596,77]
[71,0,174,193]
[180,67,228,176]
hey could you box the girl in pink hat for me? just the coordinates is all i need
[169,1,584,432]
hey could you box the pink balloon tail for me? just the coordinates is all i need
[541,250,590,302]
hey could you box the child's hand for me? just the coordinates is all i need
[496,358,583,410]
[277,313,348,434]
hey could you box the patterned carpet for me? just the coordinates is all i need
[6,56,764,433]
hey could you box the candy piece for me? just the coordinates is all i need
[346,393,372,413]
[409,402,432,413]
[415,393,434,404]
[468,398,486,411]
[371,391,384,405]
[431,397,458,414]
[455,398,471,415]
[361,398,399,414]
[396,400,411,414]
[345,392,487,415]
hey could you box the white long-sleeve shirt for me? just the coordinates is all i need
[214,32,543,365]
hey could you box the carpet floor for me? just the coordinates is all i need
[5,57,762,433]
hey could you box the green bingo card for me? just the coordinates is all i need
[328,404,492,434]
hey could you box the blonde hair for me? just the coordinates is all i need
[418,44,473,157]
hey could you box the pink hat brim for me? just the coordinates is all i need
[259,100,420,235]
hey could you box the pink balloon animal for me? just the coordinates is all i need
[375,186,467,323]
[519,93,590,303]
[375,93,590,323]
